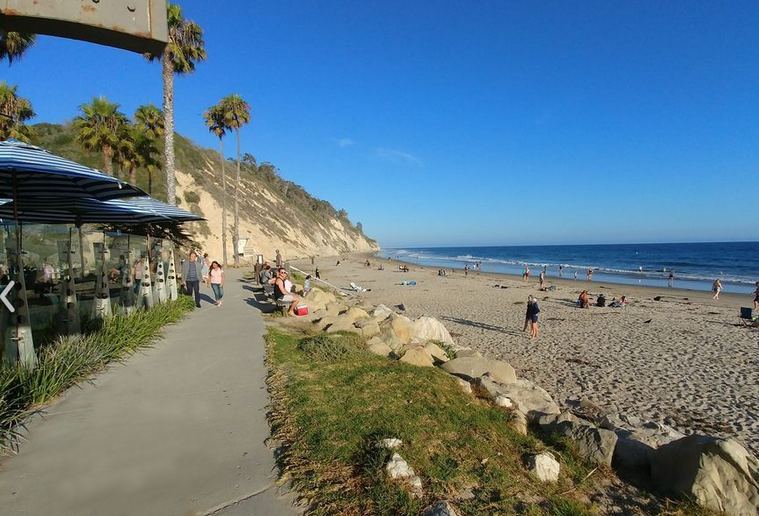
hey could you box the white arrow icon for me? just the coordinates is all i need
[1,281,15,313]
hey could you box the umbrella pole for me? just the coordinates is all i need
[123,234,135,315]
[13,220,36,368]
[78,224,85,281]
[64,227,80,334]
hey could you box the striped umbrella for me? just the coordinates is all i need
[0,196,203,225]
[0,139,145,205]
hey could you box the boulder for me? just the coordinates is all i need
[423,342,450,363]
[399,347,435,367]
[324,302,347,317]
[495,395,514,408]
[390,314,415,344]
[357,319,381,338]
[442,357,517,385]
[424,500,461,516]
[650,435,759,516]
[472,376,559,420]
[454,348,482,359]
[600,414,685,474]
[304,288,335,312]
[372,304,394,322]
[386,452,423,497]
[542,411,618,467]
[379,328,405,353]
[454,377,472,395]
[367,337,392,357]
[527,452,560,483]
[326,317,359,334]
[512,410,528,435]
[313,315,338,331]
[343,306,370,323]
[412,316,455,346]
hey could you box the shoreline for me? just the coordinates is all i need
[293,253,759,456]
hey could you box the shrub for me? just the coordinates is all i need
[298,333,358,362]
[183,190,201,204]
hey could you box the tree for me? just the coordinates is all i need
[134,104,164,193]
[74,97,128,175]
[116,125,140,184]
[204,103,229,266]
[149,3,206,205]
[0,31,35,65]
[219,94,251,267]
[242,152,256,167]
[0,82,34,142]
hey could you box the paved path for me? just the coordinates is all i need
[0,269,300,516]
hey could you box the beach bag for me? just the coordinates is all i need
[294,305,309,316]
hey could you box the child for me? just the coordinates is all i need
[524,295,540,339]
[209,261,224,306]
[303,274,312,296]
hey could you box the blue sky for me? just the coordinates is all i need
[4,1,759,247]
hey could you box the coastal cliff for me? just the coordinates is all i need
[30,123,378,261]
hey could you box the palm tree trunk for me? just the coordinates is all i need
[233,128,241,267]
[162,52,177,205]
[103,145,113,175]
[220,139,228,267]
[129,165,137,185]
[148,169,153,195]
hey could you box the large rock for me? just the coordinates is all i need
[527,452,560,483]
[386,452,423,497]
[473,376,560,420]
[326,316,359,334]
[343,306,369,323]
[412,316,455,346]
[600,414,685,474]
[424,500,461,516]
[356,318,381,338]
[313,315,338,331]
[367,337,392,357]
[372,304,394,322]
[650,435,759,515]
[542,410,618,467]
[305,288,336,312]
[512,410,528,435]
[379,327,404,353]
[454,348,482,359]
[423,342,450,363]
[390,314,415,344]
[442,357,517,385]
[324,302,347,317]
[399,347,435,367]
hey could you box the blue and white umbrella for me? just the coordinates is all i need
[0,139,145,204]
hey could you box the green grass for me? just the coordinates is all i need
[266,328,600,515]
[0,296,195,452]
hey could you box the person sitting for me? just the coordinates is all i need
[578,290,590,308]
[270,268,301,316]
[259,263,273,285]
[596,293,606,307]
[609,295,628,308]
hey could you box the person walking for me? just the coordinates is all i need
[712,279,722,300]
[132,255,144,294]
[201,253,210,287]
[524,295,540,339]
[539,270,546,289]
[275,249,283,268]
[668,271,674,288]
[182,250,203,308]
[753,281,759,310]
[209,261,224,306]
[586,268,593,281]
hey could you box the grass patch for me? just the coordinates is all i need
[0,296,195,452]
[266,328,601,515]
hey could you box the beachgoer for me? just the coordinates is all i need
[464,265,468,277]
[542,265,547,274]
[609,295,628,308]
[539,270,546,289]
[573,270,578,280]
[275,249,283,268]
[596,293,606,307]
[754,282,759,310]
[315,267,321,279]
[259,263,273,285]
[586,268,593,281]
[559,264,564,277]
[303,275,312,296]
[578,290,590,308]
[524,295,540,338]
[209,260,224,306]
[133,256,144,294]
[271,267,301,316]
[712,279,722,300]
[182,250,202,308]
[523,265,530,281]
[201,253,210,286]
[668,271,674,288]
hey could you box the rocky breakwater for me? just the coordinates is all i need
[301,288,759,515]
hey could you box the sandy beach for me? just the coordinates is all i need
[291,254,759,455]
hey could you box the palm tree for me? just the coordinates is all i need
[149,3,206,205]
[116,125,140,184]
[0,31,35,65]
[204,103,229,266]
[0,82,34,141]
[134,104,164,193]
[219,95,251,266]
[74,97,128,175]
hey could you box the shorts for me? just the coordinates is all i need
[528,315,539,323]
[281,294,295,303]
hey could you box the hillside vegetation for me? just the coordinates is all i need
[31,123,378,260]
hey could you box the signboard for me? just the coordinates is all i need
[0,0,168,55]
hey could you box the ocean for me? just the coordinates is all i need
[379,242,759,294]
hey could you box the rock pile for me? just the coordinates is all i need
[301,287,759,515]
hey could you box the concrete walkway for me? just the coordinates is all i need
[0,269,300,516]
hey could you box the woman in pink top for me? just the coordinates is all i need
[209,261,224,306]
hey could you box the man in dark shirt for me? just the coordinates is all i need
[182,250,203,307]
